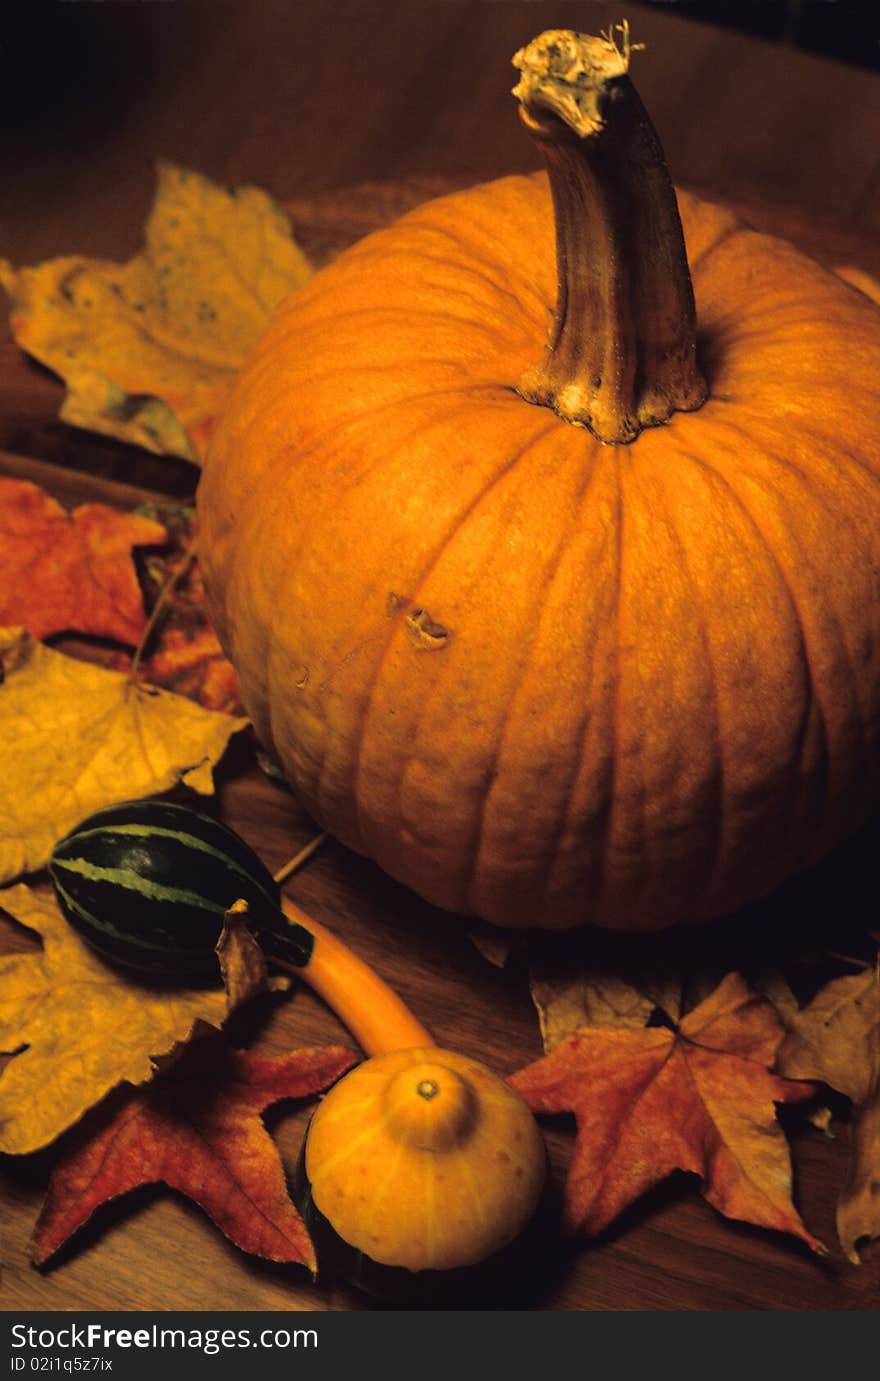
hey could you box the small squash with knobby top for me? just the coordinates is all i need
[295,1046,547,1298]
[197,28,880,931]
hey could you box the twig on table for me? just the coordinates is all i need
[273,832,329,885]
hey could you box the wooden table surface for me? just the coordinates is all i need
[2,1,879,1313]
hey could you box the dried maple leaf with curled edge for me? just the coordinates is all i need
[776,964,880,1263]
[510,972,823,1251]
[0,885,285,1155]
[32,1038,357,1272]
[0,162,313,462]
[0,477,166,644]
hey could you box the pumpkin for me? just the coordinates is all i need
[197,28,880,931]
[296,1045,547,1297]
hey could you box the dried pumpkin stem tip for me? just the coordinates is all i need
[512,26,708,443]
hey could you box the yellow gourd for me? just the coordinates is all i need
[298,1047,546,1289]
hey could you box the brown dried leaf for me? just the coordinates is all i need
[217,900,288,1010]
[466,926,518,969]
[777,964,880,1261]
[777,966,879,1106]
[527,930,684,1050]
[751,971,801,1022]
[531,970,656,1052]
[836,1073,880,1264]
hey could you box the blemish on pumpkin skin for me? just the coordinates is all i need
[404,607,451,651]
[386,591,407,617]
[315,594,448,691]
[294,666,310,689]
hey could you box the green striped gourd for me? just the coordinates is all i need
[49,799,313,977]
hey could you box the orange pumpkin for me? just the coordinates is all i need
[198,29,880,931]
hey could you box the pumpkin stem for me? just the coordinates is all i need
[512,26,707,443]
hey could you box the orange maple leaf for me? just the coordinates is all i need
[510,972,823,1251]
[0,477,165,644]
[33,1039,357,1272]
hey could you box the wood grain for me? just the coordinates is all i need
[1,1,879,1312]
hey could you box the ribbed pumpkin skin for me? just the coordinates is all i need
[197,173,880,930]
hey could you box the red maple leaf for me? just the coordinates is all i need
[510,972,823,1251]
[135,622,242,713]
[0,477,165,644]
[33,1039,357,1271]
[111,505,244,714]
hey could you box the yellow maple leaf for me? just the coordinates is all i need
[0,162,313,462]
[0,886,278,1155]
[0,628,247,884]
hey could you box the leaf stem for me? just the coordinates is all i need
[129,544,197,683]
